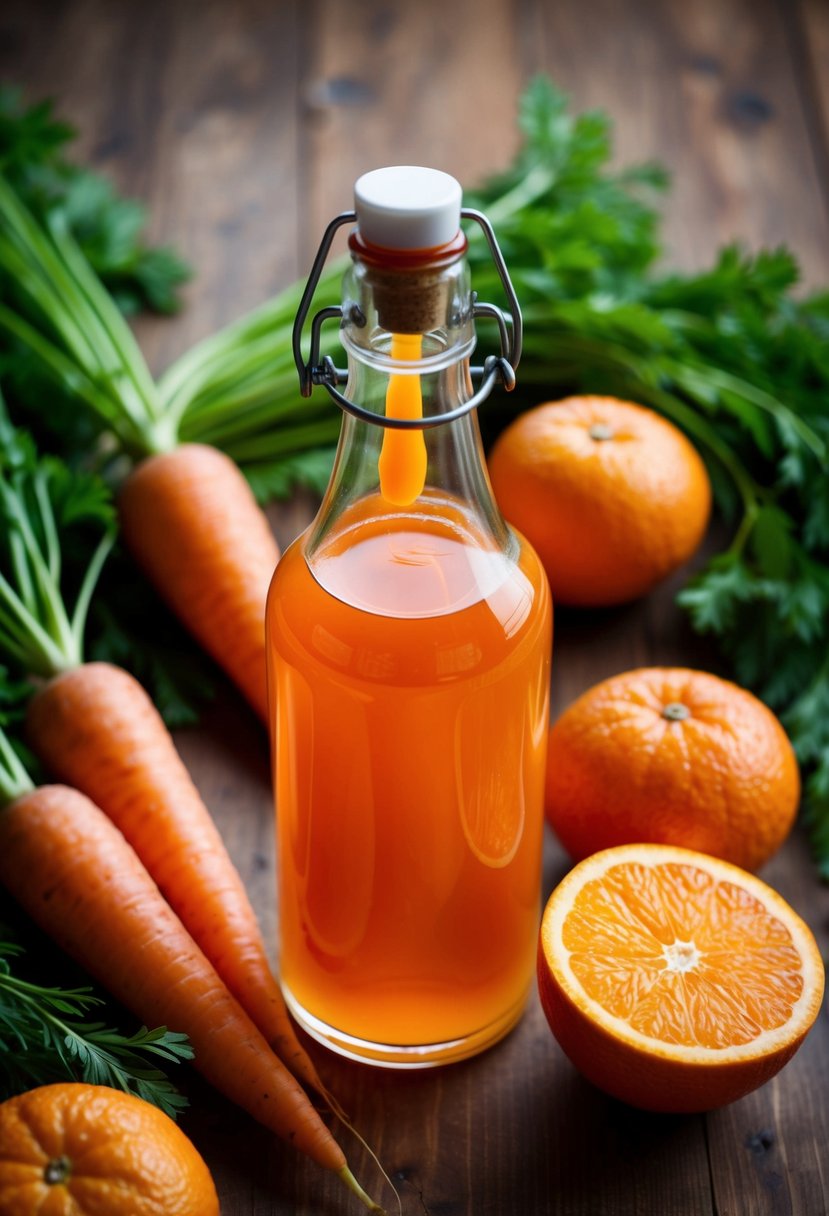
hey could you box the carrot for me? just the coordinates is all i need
[118,444,279,723]
[25,660,321,1097]
[0,783,382,1211]
[0,431,327,1100]
[0,190,282,723]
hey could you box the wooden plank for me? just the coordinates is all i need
[1,1,828,1214]
[798,0,829,132]
[527,0,829,284]
[300,0,528,266]
[703,834,829,1216]
[708,850,829,1210]
[0,0,302,372]
[127,0,303,368]
[788,0,829,234]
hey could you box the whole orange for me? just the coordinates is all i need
[545,667,800,871]
[488,396,712,605]
[0,1083,220,1216]
[538,844,824,1112]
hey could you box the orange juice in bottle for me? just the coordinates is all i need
[267,167,552,1065]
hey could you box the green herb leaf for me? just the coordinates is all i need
[244,447,337,504]
[0,937,191,1116]
[0,89,190,314]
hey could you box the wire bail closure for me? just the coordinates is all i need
[292,209,522,430]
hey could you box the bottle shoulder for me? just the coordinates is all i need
[267,509,551,688]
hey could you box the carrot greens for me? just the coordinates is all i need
[0,411,211,726]
[0,414,114,677]
[0,718,30,808]
[0,176,174,457]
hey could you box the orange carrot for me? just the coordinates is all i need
[0,192,281,724]
[0,786,351,1175]
[118,444,279,723]
[0,786,383,1210]
[0,435,322,1101]
[25,661,323,1099]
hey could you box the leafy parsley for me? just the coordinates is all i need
[466,84,829,871]
[0,936,192,1117]
[0,87,190,315]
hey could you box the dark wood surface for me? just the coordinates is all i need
[3,2,829,1213]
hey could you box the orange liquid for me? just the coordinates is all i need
[378,333,427,505]
[267,492,551,1058]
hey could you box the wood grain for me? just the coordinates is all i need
[788,0,829,242]
[300,0,529,269]
[799,0,829,127]
[527,0,829,284]
[1,0,828,1213]
[1,0,303,370]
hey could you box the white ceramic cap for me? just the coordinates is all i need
[354,166,462,250]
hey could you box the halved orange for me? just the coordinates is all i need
[538,844,824,1112]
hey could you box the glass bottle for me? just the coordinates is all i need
[266,166,552,1067]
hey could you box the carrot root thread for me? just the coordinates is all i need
[339,1165,388,1214]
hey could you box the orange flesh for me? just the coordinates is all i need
[377,333,427,505]
[267,492,551,1047]
[562,861,805,1049]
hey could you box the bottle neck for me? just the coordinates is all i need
[305,246,513,564]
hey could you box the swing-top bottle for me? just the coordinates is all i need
[266,165,552,1066]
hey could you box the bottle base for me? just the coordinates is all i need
[282,983,530,1068]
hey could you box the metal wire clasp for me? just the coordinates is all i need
[291,209,523,430]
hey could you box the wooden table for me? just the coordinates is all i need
[3,1,829,1212]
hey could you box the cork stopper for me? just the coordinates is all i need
[353,167,464,333]
[367,266,450,333]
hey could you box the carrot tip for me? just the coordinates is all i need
[337,1164,386,1213]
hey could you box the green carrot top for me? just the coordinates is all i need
[0,404,114,681]
[0,716,32,807]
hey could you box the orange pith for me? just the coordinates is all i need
[0,1083,219,1216]
[538,845,825,1112]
